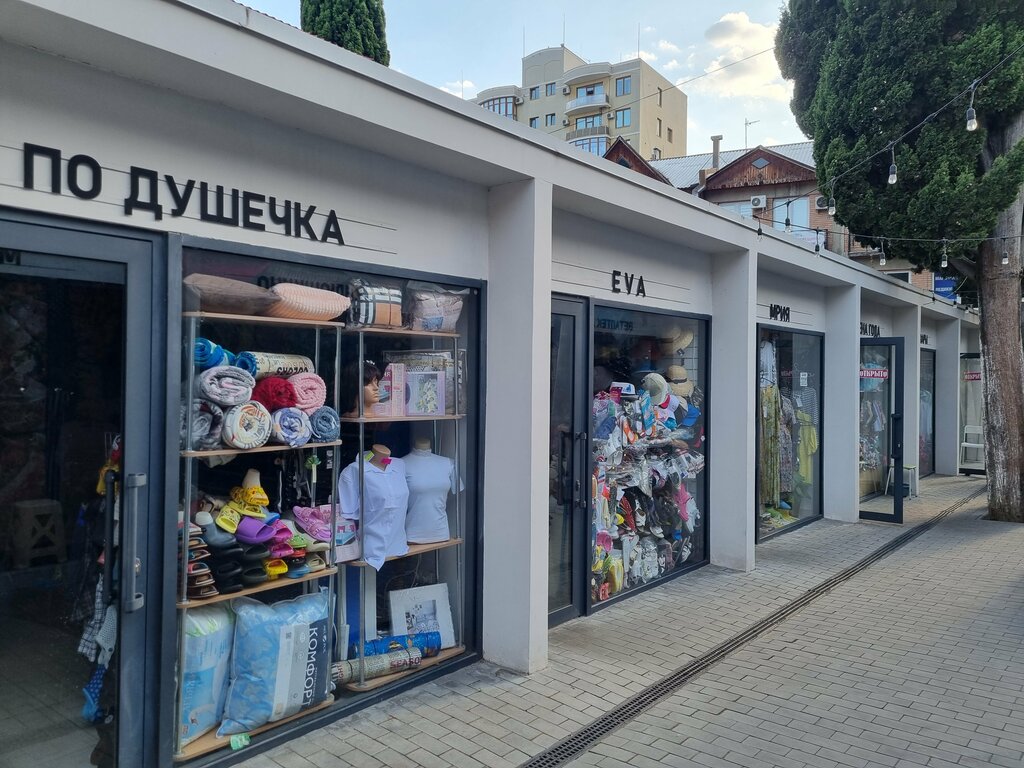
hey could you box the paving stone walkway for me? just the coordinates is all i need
[241,475,1004,768]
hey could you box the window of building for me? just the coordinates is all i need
[615,108,631,128]
[576,83,605,98]
[667,127,673,143]
[657,87,663,106]
[575,114,602,129]
[529,85,540,100]
[885,271,911,282]
[651,148,661,160]
[545,82,556,97]
[571,137,608,155]
[615,75,631,96]
[773,198,812,242]
[657,118,662,137]
[719,201,754,219]
[480,96,516,119]
[545,113,557,126]
[529,116,539,128]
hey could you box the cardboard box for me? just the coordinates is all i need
[370,363,406,418]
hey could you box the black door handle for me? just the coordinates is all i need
[102,469,118,606]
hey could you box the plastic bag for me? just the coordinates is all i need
[178,605,234,747]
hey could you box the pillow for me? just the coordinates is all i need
[178,605,234,747]
[263,283,351,321]
[183,274,280,316]
[349,278,403,328]
[218,591,331,735]
[406,288,464,332]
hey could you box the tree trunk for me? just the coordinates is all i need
[978,113,1024,522]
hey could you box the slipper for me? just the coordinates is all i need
[293,505,333,542]
[188,548,211,562]
[224,499,265,520]
[231,484,270,507]
[240,543,270,562]
[208,544,243,562]
[215,506,241,534]
[285,555,310,579]
[290,548,307,559]
[186,584,219,599]
[235,516,275,545]
[213,561,243,582]
[269,542,294,559]
[195,510,237,549]
[188,574,215,588]
[270,519,293,544]
[306,540,330,553]
[305,553,326,573]
[288,532,314,550]
[264,558,288,580]
[241,565,269,586]
[187,536,207,550]
[187,561,212,576]
[262,508,281,526]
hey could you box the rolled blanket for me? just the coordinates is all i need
[193,338,234,370]
[269,407,313,448]
[221,401,272,449]
[333,647,422,684]
[235,351,315,380]
[180,399,225,451]
[196,366,255,408]
[309,406,341,442]
[289,372,327,415]
[251,376,297,412]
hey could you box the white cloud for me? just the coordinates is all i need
[686,52,698,69]
[620,50,657,63]
[663,59,681,72]
[643,25,656,33]
[657,39,681,54]
[689,12,792,104]
[440,79,477,99]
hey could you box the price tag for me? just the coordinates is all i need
[800,372,808,387]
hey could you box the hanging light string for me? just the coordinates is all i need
[758,37,1024,222]
[775,219,1024,248]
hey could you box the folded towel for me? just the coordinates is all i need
[251,376,297,412]
[289,372,327,415]
[309,406,341,442]
[196,366,255,408]
[193,338,235,370]
[181,399,225,451]
[235,351,315,380]
[222,401,272,449]
[269,407,313,448]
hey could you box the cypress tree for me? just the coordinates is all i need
[301,0,391,66]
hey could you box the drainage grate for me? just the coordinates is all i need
[520,487,987,768]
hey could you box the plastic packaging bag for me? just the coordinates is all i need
[178,605,234,747]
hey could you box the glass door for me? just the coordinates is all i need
[859,338,904,523]
[548,298,588,625]
[0,217,157,768]
[920,350,936,476]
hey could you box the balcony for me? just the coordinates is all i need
[566,124,611,141]
[565,93,610,114]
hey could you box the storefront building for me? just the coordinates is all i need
[0,2,977,766]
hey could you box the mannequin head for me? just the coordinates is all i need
[368,443,391,468]
[342,360,381,416]
[413,437,432,451]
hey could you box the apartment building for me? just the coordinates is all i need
[476,45,686,160]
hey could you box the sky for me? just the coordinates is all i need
[241,1,807,156]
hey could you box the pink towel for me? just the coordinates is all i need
[289,372,327,415]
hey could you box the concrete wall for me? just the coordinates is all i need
[756,271,826,331]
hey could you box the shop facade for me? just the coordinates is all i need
[0,2,977,767]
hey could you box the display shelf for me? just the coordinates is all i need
[338,415,463,424]
[343,326,459,338]
[181,440,343,458]
[342,646,466,692]
[349,538,462,567]
[183,311,346,329]
[177,567,338,608]
[173,698,335,761]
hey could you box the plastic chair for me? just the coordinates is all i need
[960,426,984,465]
[883,464,919,498]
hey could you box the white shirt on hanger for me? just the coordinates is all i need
[338,456,410,570]
[402,448,461,544]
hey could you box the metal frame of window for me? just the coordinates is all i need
[615,108,631,128]
[615,75,631,96]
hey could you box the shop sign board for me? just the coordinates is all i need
[768,303,791,322]
[21,142,346,245]
[860,368,889,380]
[860,322,881,337]
[610,270,646,297]
[920,334,929,345]
[963,371,982,381]
[934,277,957,299]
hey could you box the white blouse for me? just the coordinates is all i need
[338,456,410,570]
[402,449,460,544]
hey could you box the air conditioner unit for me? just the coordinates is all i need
[562,118,571,126]
[750,195,767,210]
[562,85,571,95]
[814,195,829,211]
[514,96,524,105]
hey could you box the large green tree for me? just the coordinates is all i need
[777,2,1024,522]
[301,0,391,66]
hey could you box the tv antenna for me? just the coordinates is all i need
[744,118,760,149]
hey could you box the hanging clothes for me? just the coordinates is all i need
[797,385,819,427]
[779,394,799,494]
[796,409,818,484]
[759,385,781,508]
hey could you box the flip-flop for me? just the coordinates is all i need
[195,510,237,549]
[188,573,215,587]
[187,536,207,550]
[241,565,268,586]
[269,542,294,559]
[235,516,275,545]
[187,548,211,562]
[186,584,219,599]
[264,558,288,580]
[187,561,212,576]
[240,543,270,562]
[215,506,241,534]
[305,553,326,573]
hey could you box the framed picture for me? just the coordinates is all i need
[388,583,455,648]
[405,370,446,416]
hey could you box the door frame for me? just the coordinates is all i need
[859,336,904,524]
[920,348,937,477]
[0,207,167,768]
[548,296,591,627]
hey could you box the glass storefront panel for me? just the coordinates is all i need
[756,329,823,538]
[920,350,936,476]
[590,307,708,605]
[859,346,893,499]
[960,354,984,472]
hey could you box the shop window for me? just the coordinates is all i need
[591,307,708,604]
[920,349,935,476]
[757,328,823,539]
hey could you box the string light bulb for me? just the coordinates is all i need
[879,239,887,267]
[941,239,948,269]
[887,146,898,185]
[814,229,821,254]
[1001,237,1009,266]
[784,201,792,233]
[827,196,836,216]
[966,83,979,131]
